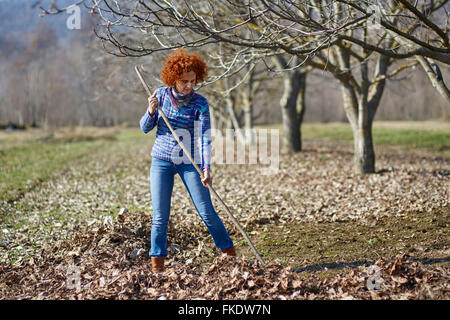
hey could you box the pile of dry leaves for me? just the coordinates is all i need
[1,136,449,299]
[1,208,448,300]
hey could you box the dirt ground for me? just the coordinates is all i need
[0,131,448,299]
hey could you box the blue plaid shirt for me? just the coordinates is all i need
[140,86,211,171]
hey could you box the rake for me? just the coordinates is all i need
[135,66,265,264]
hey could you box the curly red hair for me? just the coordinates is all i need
[160,48,208,87]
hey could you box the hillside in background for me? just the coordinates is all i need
[0,0,84,32]
[0,0,448,127]
[0,0,89,57]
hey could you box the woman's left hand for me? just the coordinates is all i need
[201,169,212,187]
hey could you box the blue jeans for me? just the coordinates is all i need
[149,158,234,257]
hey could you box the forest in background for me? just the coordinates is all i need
[0,1,448,129]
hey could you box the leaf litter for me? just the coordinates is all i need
[1,207,448,299]
[0,136,449,299]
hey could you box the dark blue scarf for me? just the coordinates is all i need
[168,86,194,106]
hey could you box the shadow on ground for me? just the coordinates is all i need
[293,256,450,273]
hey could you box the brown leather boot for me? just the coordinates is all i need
[151,257,165,273]
[221,246,236,256]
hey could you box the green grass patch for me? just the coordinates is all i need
[371,127,449,152]
[0,140,106,203]
[258,122,450,154]
[237,206,449,280]
[116,127,153,142]
[0,127,155,204]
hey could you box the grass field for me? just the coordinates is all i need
[0,127,146,203]
[0,122,448,299]
[258,121,450,155]
[2,121,448,204]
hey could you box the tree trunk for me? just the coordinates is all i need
[296,72,307,150]
[353,113,376,174]
[274,56,309,153]
[416,56,450,120]
[280,70,302,153]
[209,106,217,130]
[241,80,256,145]
[243,102,256,145]
[225,117,234,140]
[225,95,246,145]
[341,84,378,175]
[336,46,390,175]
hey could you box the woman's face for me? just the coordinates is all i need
[175,71,196,95]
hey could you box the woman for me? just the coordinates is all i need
[140,48,235,273]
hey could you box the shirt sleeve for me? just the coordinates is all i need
[199,100,212,171]
[139,89,161,134]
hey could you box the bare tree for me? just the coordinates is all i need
[416,56,450,119]
[334,0,450,106]
[273,55,309,152]
[38,0,449,174]
[205,60,274,144]
[333,0,449,64]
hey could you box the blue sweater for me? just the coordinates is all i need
[140,86,211,171]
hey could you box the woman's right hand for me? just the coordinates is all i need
[148,91,159,115]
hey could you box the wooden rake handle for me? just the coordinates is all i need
[135,66,265,264]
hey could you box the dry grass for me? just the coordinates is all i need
[372,121,450,132]
[0,126,119,151]
[37,126,119,143]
